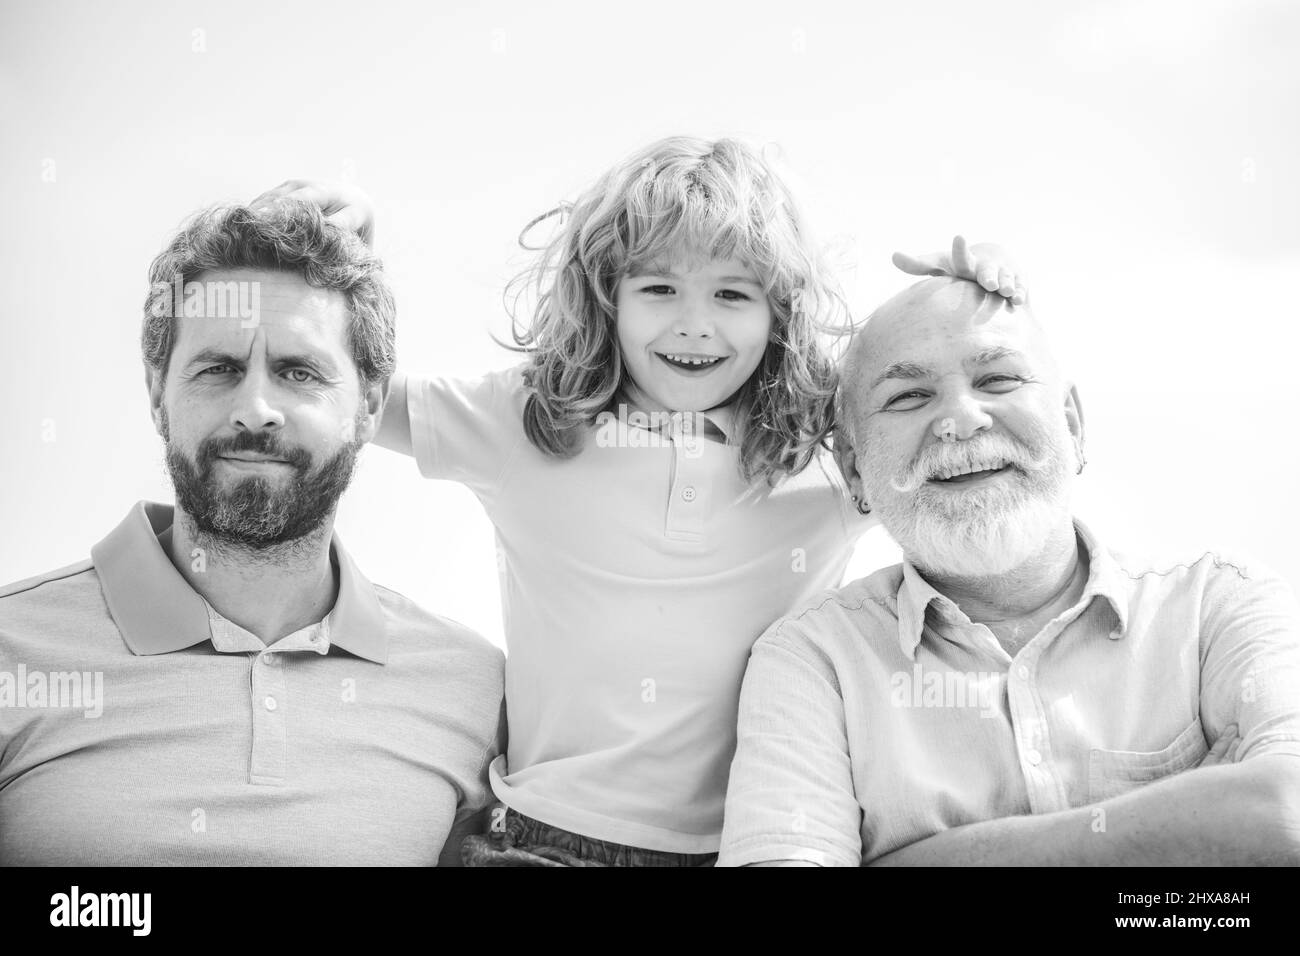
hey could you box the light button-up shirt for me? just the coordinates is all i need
[719,520,1300,866]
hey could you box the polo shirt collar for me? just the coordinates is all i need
[615,383,734,443]
[895,517,1130,660]
[90,501,389,663]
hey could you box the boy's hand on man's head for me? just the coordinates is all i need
[250,179,377,246]
[892,235,1027,305]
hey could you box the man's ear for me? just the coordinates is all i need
[832,423,865,503]
[1065,383,1085,463]
[145,365,166,438]
[355,378,387,444]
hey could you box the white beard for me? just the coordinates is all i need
[899,483,1069,578]
[862,419,1079,580]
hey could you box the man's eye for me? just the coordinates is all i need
[980,374,1026,391]
[885,390,929,409]
[717,289,751,302]
[285,368,318,384]
[200,364,234,376]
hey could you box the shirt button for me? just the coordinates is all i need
[309,633,321,644]
[1026,748,1042,766]
[1017,665,1029,680]
[681,486,697,502]
[264,696,278,712]
[263,654,278,666]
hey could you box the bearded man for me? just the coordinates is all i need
[0,202,503,865]
[717,276,1300,866]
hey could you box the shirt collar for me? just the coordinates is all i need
[895,517,1129,660]
[90,501,389,664]
[614,384,734,443]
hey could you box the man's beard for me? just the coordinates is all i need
[162,409,364,552]
[863,418,1077,579]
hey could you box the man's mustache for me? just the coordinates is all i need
[196,431,313,474]
[890,433,1050,495]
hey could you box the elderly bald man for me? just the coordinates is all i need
[718,276,1300,866]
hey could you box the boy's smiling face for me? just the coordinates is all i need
[614,254,773,414]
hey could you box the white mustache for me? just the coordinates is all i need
[890,434,1051,494]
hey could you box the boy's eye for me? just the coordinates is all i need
[640,285,673,296]
[717,289,751,302]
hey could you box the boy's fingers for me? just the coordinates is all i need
[951,235,973,277]
[248,180,306,209]
[325,207,371,239]
[976,263,999,291]
[892,251,947,277]
[998,268,1017,297]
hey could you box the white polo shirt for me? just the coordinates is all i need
[407,364,873,851]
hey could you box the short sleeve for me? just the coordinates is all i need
[1198,558,1300,761]
[718,629,863,867]
[406,364,528,495]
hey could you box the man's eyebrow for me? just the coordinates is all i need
[967,345,1025,366]
[870,361,933,389]
[275,353,342,376]
[180,349,340,375]
[182,348,244,368]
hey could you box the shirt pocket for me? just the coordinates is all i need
[1087,718,1208,803]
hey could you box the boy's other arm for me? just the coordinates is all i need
[374,370,413,458]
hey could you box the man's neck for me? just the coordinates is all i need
[920,517,1086,646]
[162,508,339,646]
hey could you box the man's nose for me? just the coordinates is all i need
[228,373,286,432]
[930,389,992,442]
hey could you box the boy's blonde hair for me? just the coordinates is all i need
[507,136,852,484]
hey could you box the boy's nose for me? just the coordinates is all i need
[673,300,714,339]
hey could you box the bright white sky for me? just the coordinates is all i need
[2,0,1297,648]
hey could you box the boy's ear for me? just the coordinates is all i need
[145,365,166,438]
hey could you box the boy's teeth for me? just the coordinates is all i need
[665,354,721,366]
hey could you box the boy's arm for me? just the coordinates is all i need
[250,179,376,245]
[893,236,1027,304]
[374,370,413,457]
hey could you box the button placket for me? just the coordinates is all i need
[663,415,707,541]
[249,651,289,785]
